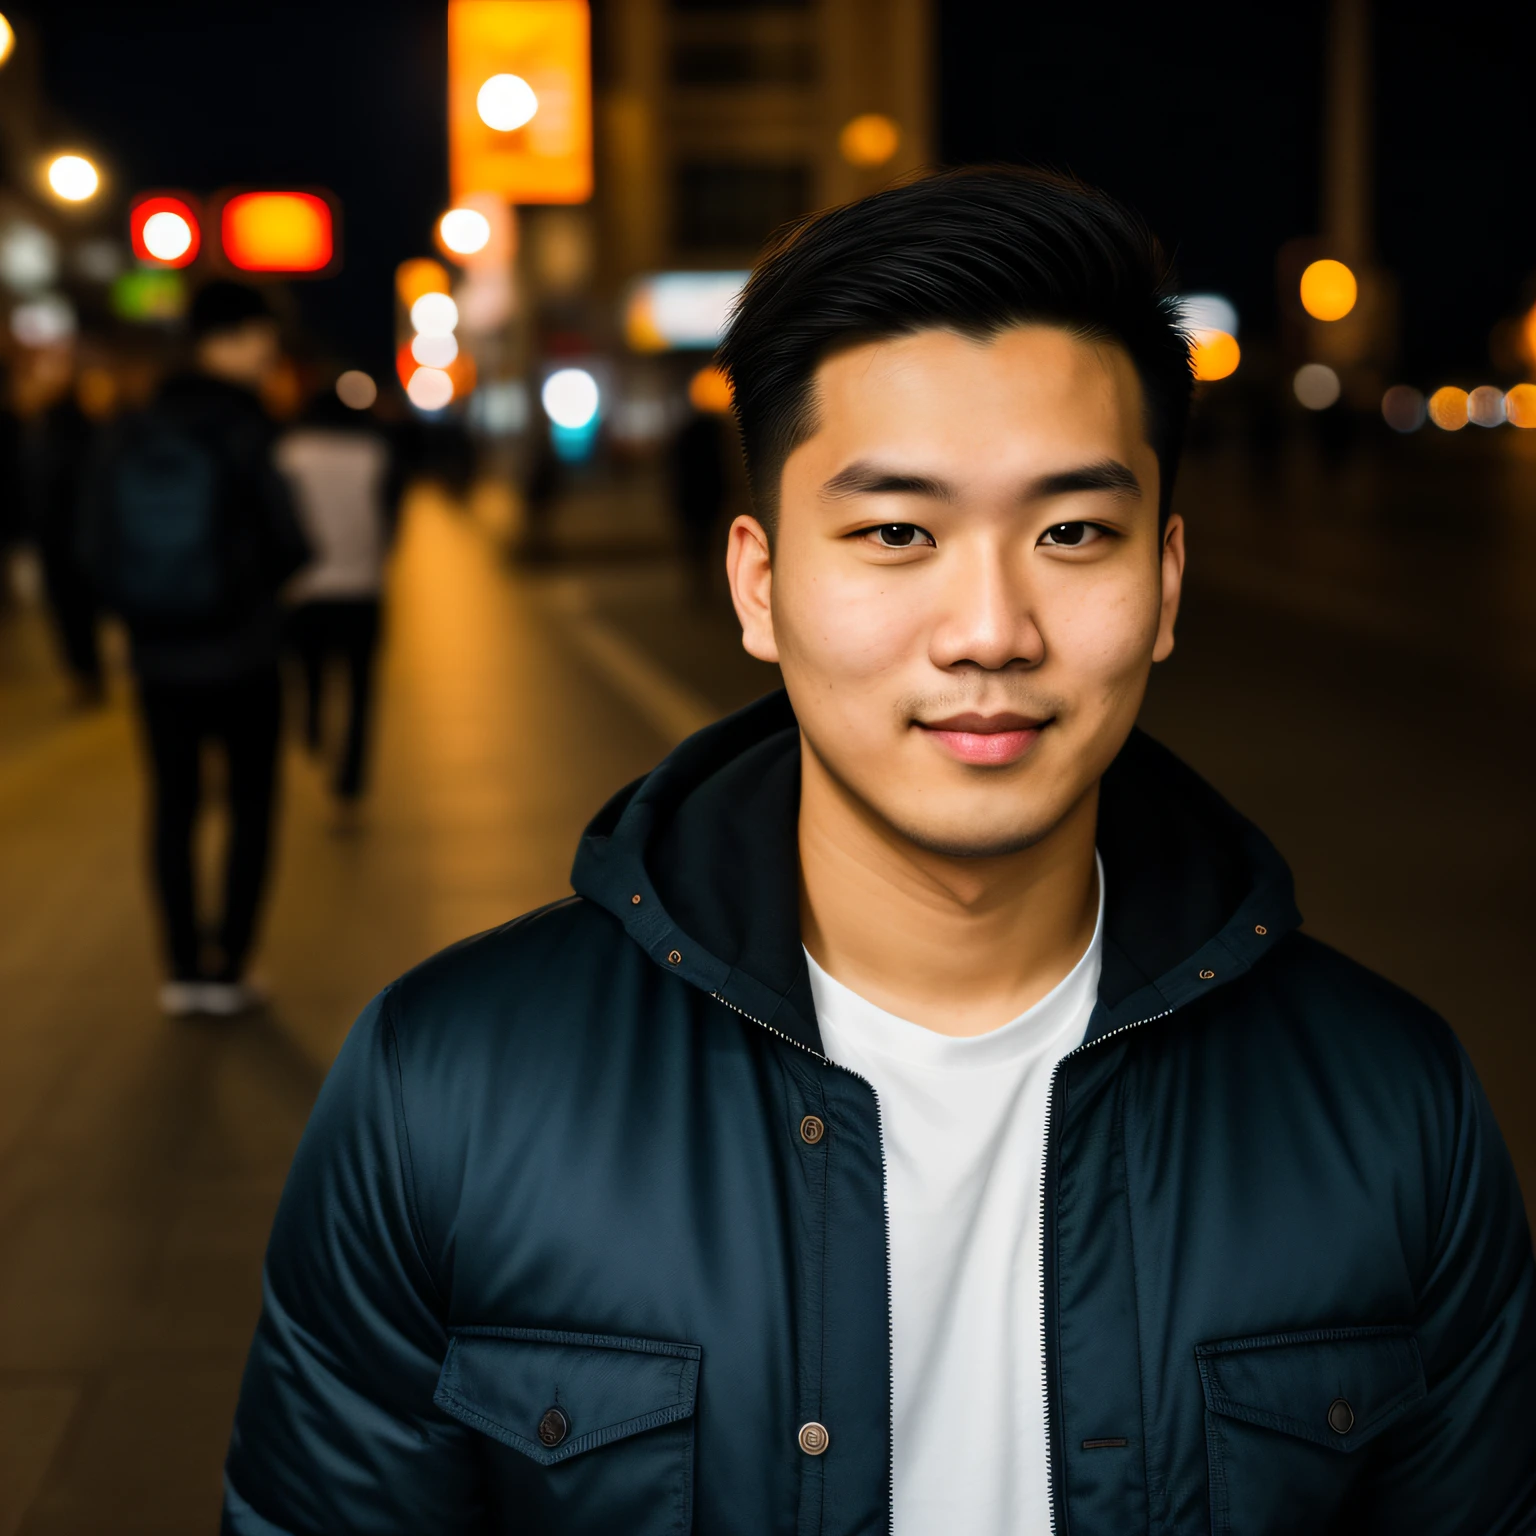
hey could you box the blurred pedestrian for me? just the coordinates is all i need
[28,354,116,703]
[82,281,310,1017]
[668,403,728,602]
[277,377,402,807]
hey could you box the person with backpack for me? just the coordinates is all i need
[276,375,403,807]
[83,281,310,1017]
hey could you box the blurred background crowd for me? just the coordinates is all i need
[1,1,1534,1530]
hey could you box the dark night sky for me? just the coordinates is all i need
[17,1,1536,383]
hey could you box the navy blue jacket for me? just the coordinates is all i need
[225,692,1536,1533]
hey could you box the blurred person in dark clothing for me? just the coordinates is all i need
[669,402,729,602]
[83,281,310,1018]
[277,378,402,806]
[27,356,117,702]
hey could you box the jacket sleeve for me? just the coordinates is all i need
[1357,1033,1536,1533]
[223,989,484,1534]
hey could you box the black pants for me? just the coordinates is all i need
[137,671,281,982]
[286,599,381,800]
[39,535,102,688]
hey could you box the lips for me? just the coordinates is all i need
[915,711,1051,767]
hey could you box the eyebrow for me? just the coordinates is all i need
[819,456,1142,504]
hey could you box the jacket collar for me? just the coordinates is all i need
[571,690,1301,1055]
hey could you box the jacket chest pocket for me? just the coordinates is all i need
[1196,1325,1425,1536]
[434,1326,701,1535]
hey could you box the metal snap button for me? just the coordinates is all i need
[1326,1398,1354,1435]
[667,950,682,965]
[1198,968,1216,980]
[631,894,642,905]
[798,1421,830,1456]
[537,1406,570,1448]
[1254,924,1267,935]
[799,1115,826,1145]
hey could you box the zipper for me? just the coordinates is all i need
[1040,1006,1174,1536]
[712,992,897,1536]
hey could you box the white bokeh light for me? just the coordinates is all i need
[440,208,492,256]
[142,210,193,262]
[335,370,378,410]
[47,154,99,202]
[410,291,459,336]
[477,74,539,132]
[411,332,459,368]
[1293,363,1341,411]
[541,368,600,430]
[407,367,455,412]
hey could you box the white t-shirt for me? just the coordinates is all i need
[805,857,1104,1536]
[277,429,392,601]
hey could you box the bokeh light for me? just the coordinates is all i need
[0,14,15,67]
[1505,384,1536,429]
[1427,386,1469,431]
[142,211,193,263]
[477,73,539,132]
[1299,259,1357,322]
[335,370,377,410]
[1467,385,1505,428]
[839,114,901,168]
[410,291,459,336]
[407,367,455,411]
[1293,363,1340,411]
[411,331,459,368]
[688,366,733,414]
[542,367,600,429]
[1178,294,1238,338]
[222,191,333,273]
[11,294,76,347]
[396,257,450,310]
[47,154,99,203]
[440,208,492,256]
[1381,385,1426,433]
[1189,330,1240,382]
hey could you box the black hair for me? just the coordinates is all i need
[190,280,274,341]
[717,166,1192,530]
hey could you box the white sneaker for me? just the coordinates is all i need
[195,980,267,1017]
[159,980,205,1018]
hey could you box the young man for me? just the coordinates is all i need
[86,282,309,1016]
[224,171,1536,1533]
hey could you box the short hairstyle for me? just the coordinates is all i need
[191,280,274,341]
[717,166,1192,531]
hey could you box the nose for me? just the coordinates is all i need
[927,536,1043,674]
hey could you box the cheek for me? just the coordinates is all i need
[774,557,928,685]
[1046,573,1160,689]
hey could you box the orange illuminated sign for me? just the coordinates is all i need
[449,0,592,204]
[220,191,336,274]
[129,194,201,268]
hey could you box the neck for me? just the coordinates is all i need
[798,739,1100,1037]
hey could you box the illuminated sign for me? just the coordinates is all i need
[130,194,200,268]
[219,191,336,274]
[623,271,749,352]
[448,0,592,204]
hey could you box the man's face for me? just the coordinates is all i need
[727,324,1184,857]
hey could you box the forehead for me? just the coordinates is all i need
[803,325,1149,466]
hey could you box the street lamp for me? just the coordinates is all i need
[46,154,100,203]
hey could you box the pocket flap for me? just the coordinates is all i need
[434,1327,701,1466]
[1195,1326,1424,1453]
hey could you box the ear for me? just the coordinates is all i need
[1152,512,1185,664]
[726,513,779,664]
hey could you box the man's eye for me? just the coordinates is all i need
[1039,522,1104,548]
[867,523,934,548]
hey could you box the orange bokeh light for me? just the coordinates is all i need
[221,191,334,274]
[1504,383,1536,429]
[396,257,452,311]
[1427,386,1469,431]
[1189,330,1240,382]
[130,195,201,268]
[839,113,901,169]
[688,366,733,414]
[1299,259,1358,322]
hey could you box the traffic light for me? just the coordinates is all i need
[448,0,592,204]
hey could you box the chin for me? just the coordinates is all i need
[881,810,1058,861]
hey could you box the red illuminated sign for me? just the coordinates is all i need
[219,191,336,274]
[129,194,201,269]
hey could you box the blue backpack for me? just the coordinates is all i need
[93,417,231,624]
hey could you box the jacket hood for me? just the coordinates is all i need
[571,690,1301,1054]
